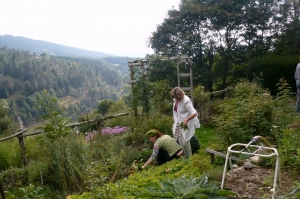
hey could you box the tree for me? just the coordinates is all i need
[149,0,283,92]
[98,99,115,116]
[0,99,17,135]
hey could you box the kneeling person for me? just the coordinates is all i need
[142,129,183,169]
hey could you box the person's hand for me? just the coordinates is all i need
[132,160,144,171]
[180,122,189,131]
[183,119,188,125]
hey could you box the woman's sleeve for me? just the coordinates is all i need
[150,144,160,159]
[184,100,197,115]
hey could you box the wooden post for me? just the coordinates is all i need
[17,117,28,167]
[40,171,44,187]
[18,131,28,167]
[97,121,101,135]
[0,182,5,199]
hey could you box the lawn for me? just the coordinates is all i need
[195,124,218,150]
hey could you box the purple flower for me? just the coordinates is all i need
[101,126,127,135]
[85,126,127,141]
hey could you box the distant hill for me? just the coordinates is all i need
[0,34,112,59]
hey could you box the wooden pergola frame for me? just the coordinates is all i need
[127,55,194,102]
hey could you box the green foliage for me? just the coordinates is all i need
[124,113,173,146]
[196,125,220,150]
[205,166,224,182]
[247,55,299,95]
[135,175,236,199]
[138,113,173,136]
[86,133,140,183]
[0,99,17,136]
[194,85,213,123]
[179,121,189,131]
[104,99,133,128]
[32,90,88,194]
[0,47,128,125]
[194,85,210,103]
[0,167,29,190]
[82,161,113,197]
[0,141,21,171]
[148,80,173,115]
[76,110,99,133]
[72,151,213,198]
[38,134,87,194]
[135,149,152,162]
[272,78,295,140]
[35,90,73,139]
[18,184,45,199]
[279,128,300,170]
[26,160,49,184]
[98,99,115,116]
[213,81,274,146]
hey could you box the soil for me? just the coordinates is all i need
[223,166,299,199]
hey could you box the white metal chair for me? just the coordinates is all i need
[220,136,281,199]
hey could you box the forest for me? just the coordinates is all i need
[0,0,300,198]
[0,47,132,126]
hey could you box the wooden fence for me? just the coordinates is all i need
[0,113,129,167]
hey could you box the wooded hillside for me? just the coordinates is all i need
[0,47,131,125]
[0,35,111,59]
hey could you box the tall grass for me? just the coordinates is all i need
[0,140,21,170]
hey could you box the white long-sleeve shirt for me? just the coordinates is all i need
[172,95,200,141]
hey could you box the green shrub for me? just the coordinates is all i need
[135,175,236,199]
[26,160,49,185]
[213,81,275,146]
[124,113,173,147]
[105,99,134,128]
[0,167,28,189]
[18,183,45,199]
[206,165,224,181]
[279,128,300,171]
[71,151,213,198]
[86,133,140,183]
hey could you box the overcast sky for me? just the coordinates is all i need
[0,0,181,58]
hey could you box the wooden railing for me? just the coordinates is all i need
[1,113,129,167]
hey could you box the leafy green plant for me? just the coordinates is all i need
[33,89,88,194]
[0,167,28,189]
[272,78,295,140]
[179,122,189,131]
[71,150,213,198]
[213,81,275,147]
[135,175,236,199]
[279,128,300,170]
[18,184,45,199]
[124,113,173,146]
[135,148,152,162]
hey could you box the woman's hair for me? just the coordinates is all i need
[170,87,185,99]
[146,129,163,138]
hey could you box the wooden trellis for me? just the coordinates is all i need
[128,56,194,109]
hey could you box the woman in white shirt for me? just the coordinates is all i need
[171,87,200,157]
